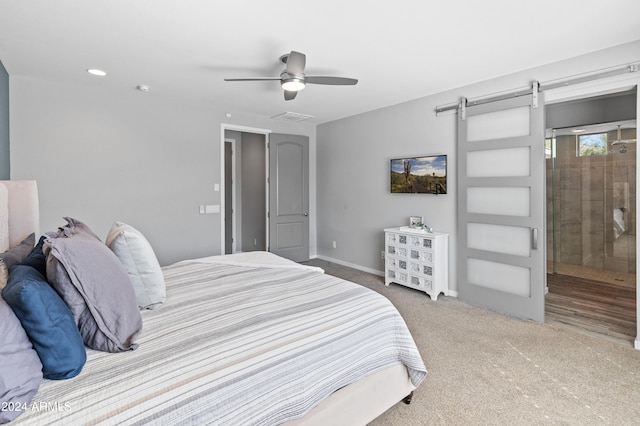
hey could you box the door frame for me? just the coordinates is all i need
[220,124,271,255]
[224,137,237,254]
[543,72,640,348]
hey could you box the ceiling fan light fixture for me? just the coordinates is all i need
[281,78,305,92]
[87,68,107,77]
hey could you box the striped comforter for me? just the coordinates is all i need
[12,253,427,425]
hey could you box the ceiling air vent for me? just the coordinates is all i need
[270,112,314,123]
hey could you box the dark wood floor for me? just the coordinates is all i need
[546,273,636,343]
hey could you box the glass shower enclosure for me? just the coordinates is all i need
[546,120,637,281]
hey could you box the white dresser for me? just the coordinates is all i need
[384,227,449,300]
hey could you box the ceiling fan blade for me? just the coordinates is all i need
[284,90,297,101]
[286,51,306,75]
[224,77,281,81]
[305,76,358,85]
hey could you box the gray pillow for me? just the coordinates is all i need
[0,233,35,290]
[44,218,142,353]
[0,296,43,423]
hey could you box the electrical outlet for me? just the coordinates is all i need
[381,250,385,261]
[332,241,337,249]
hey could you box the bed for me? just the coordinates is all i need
[0,180,426,425]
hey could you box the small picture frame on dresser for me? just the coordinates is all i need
[409,216,423,228]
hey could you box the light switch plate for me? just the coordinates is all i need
[205,204,220,214]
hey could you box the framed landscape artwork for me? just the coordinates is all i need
[390,154,447,194]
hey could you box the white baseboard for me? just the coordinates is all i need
[313,255,384,277]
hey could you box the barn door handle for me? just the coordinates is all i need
[303,213,308,217]
[531,228,538,250]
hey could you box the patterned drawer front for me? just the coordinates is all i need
[397,247,407,257]
[397,272,408,283]
[388,269,396,280]
[387,258,398,269]
[410,250,432,263]
[423,265,433,276]
[424,279,433,291]
[387,233,397,244]
[410,276,433,290]
[398,235,407,245]
[398,260,407,270]
[387,245,396,255]
[423,238,433,249]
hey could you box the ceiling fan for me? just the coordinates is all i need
[224,50,358,100]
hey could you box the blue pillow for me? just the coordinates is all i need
[18,235,47,277]
[2,265,86,380]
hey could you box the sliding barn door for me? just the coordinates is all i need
[457,89,545,322]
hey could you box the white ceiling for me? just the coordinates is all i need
[1,1,640,124]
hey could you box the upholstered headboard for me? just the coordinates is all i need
[0,180,39,251]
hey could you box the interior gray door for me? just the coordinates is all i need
[269,133,309,262]
[457,89,545,322]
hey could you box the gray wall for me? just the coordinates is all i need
[316,40,640,293]
[317,95,456,277]
[0,60,8,179]
[9,75,316,265]
[546,90,636,129]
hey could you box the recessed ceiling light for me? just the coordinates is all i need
[87,68,107,77]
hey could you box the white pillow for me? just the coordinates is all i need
[106,221,166,309]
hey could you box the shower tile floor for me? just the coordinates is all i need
[551,262,636,288]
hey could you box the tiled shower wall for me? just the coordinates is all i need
[547,128,637,274]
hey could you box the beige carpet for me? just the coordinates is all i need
[304,259,640,425]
